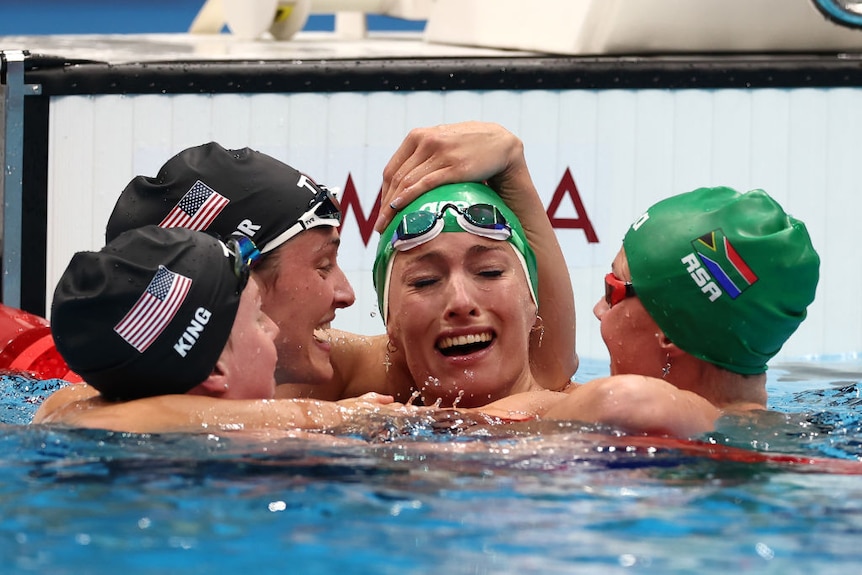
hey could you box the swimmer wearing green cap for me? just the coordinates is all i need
[535,186,820,435]
[374,182,539,324]
[621,186,819,377]
[372,182,556,408]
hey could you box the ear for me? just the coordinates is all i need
[657,331,684,358]
[386,322,399,346]
[188,359,230,398]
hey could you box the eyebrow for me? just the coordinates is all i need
[407,243,508,265]
[466,244,507,257]
[311,230,341,254]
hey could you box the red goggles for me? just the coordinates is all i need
[604,273,636,308]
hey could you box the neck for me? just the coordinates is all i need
[668,356,767,410]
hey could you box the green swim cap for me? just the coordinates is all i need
[623,186,819,375]
[373,182,538,324]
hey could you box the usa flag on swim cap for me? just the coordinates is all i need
[159,180,229,230]
[114,265,192,352]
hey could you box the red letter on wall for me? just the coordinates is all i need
[546,168,599,243]
[338,174,381,246]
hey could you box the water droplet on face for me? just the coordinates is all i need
[452,389,466,408]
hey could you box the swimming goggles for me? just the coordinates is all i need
[391,203,512,252]
[261,184,342,254]
[225,235,262,293]
[604,272,636,308]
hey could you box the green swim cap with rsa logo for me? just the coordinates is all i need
[623,186,819,374]
[373,183,538,324]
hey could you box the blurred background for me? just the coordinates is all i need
[0,0,426,35]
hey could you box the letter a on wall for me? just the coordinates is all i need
[546,168,599,243]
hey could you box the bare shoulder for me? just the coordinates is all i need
[330,330,416,401]
[330,329,386,372]
[31,382,100,423]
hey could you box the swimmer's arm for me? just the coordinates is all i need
[377,122,578,388]
[485,140,577,389]
[541,375,721,437]
[32,391,395,434]
[473,390,568,421]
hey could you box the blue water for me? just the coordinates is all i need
[2,359,862,574]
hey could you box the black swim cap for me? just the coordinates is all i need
[52,226,246,400]
[106,142,338,253]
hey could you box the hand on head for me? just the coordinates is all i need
[376,122,527,232]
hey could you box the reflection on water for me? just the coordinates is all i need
[1,359,862,574]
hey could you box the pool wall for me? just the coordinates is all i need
[2,34,861,363]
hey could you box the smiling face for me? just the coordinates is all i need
[593,247,667,378]
[386,232,538,408]
[217,277,280,399]
[254,227,356,385]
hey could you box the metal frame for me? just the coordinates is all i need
[1,50,41,308]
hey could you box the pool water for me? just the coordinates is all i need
[1,359,861,574]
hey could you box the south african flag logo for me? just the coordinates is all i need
[692,229,758,299]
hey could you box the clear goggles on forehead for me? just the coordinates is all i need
[391,203,512,252]
[261,184,342,254]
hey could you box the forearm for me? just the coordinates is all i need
[185,398,350,432]
[474,389,567,421]
[33,393,392,434]
[488,147,578,387]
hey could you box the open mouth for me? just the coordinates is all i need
[313,326,331,344]
[436,332,494,357]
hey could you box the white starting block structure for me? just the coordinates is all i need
[190,0,433,40]
[192,0,862,53]
[425,0,862,54]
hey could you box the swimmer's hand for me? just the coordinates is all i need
[336,392,397,409]
[376,122,526,231]
[333,393,415,421]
